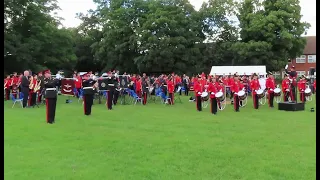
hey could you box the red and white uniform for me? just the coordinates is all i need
[282,79,290,93]
[208,82,218,98]
[266,77,276,94]
[250,79,260,94]
[298,79,307,92]
[193,81,202,96]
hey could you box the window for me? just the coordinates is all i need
[297,71,306,76]
[295,55,306,63]
[308,55,316,63]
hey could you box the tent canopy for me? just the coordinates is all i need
[209,66,267,75]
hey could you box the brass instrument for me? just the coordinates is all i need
[34,80,41,92]
[29,76,34,89]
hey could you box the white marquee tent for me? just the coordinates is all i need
[209,66,267,76]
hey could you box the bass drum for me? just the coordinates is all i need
[201,92,209,101]
[215,92,225,102]
[273,88,281,96]
[256,89,265,98]
[237,90,247,100]
[305,88,312,96]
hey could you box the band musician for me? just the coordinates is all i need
[298,75,307,103]
[265,72,276,108]
[194,76,202,111]
[239,78,245,107]
[4,75,12,100]
[208,78,218,115]
[281,74,291,102]
[250,73,260,109]
[231,74,240,112]
[167,77,175,105]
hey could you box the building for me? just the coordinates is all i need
[289,36,316,77]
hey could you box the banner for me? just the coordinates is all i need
[61,78,75,96]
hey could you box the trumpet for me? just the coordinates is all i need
[34,80,41,92]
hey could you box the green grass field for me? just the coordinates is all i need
[4,94,316,180]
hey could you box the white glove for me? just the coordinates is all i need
[286,89,290,92]
[198,92,201,95]
[211,92,215,95]
[234,92,238,95]
[270,89,273,91]
[255,90,257,92]
[219,89,222,92]
[285,64,288,69]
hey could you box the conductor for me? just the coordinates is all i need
[285,65,298,102]
[43,70,59,124]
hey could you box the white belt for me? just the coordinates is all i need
[46,88,56,91]
[108,84,114,86]
[83,87,93,89]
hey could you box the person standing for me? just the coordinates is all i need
[43,70,59,124]
[250,73,260,109]
[298,75,307,103]
[208,78,218,115]
[82,76,96,115]
[231,74,241,112]
[167,77,175,105]
[281,74,291,102]
[194,76,203,111]
[265,72,276,108]
[182,74,189,96]
[106,73,115,110]
[21,71,30,107]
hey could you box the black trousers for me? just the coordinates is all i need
[196,96,202,111]
[22,89,29,107]
[283,91,289,102]
[210,98,217,114]
[83,94,94,115]
[268,92,274,107]
[142,92,147,105]
[253,94,259,109]
[107,90,114,110]
[46,98,57,124]
[233,95,240,112]
[113,90,119,105]
[184,84,189,96]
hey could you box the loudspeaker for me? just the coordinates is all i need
[310,68,316,76]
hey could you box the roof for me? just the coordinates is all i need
[303,36,316,55]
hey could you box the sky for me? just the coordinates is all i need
[57,0,316,36]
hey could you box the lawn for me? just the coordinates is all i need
[4,94,316,180]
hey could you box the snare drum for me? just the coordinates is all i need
[256,89,265,98]
[201,92,209,101]
[237,90,246,100]
[273,88,281,96]
[215,91,225,102]
[304,88,312,96]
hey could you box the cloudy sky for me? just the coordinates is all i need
[57,0,316,36]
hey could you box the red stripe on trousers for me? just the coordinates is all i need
[45,99,49,123]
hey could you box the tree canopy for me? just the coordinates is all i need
[4,0,310,75]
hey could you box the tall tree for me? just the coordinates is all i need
[233,0,310,71]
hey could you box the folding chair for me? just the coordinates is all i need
[10,93,24,108]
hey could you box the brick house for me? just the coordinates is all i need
[288,36,316,77]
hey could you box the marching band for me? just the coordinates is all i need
[4,67,317,122]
